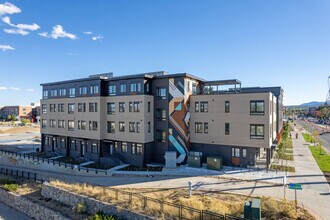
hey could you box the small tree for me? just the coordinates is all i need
[6,115,11,121]
[11,114,17,121]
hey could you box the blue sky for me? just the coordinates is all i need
[0,0,329,106]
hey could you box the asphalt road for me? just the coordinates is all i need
[0,202,31,220]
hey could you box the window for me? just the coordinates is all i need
[79,86,87,95]
[148,102,151,112]
[137,82,142,92]
[60,138,65,148]
[148,122,151,133]
[42,104,47,114]
[107,121,115,133]
[90,85,99,94]
[78,103,86,112]
[92,143,98,154]
[68,103,75,114]
[89,121,98,131]
[43,90,48,99]
[58,104,65,112]
[50,104,56,112]
[114,142,118,152]
[50,89,57,97]
[204,122,208,133]
[78,121,86,130]
[59,88,66,96]
[232,147,240,158]
[109,85,116,95]
[146,82,150,93]
[156,88,166,99]
[129,102,140,112]
[70,140,75,150]
[156,130,166,142]
[129,122,135,132]
[195,123,203,133]
[136,144,143,155]
[250,101,265,115]
[120,84,127,93]
[68,120,75,131]
[129,102,133,112]
[192,83,197,95]
[42,119,47,128]
[242,148,247,158]
[107,102,115,114]
[131,143,136,155]
[225,123,230,135]
[69,88,75,97]
[89,103,98,112]
[119,122,125,132]
[136,122,140,133]
[44,137,50,146]
[58,120,65,128]
[156,109,166,121]
[130,83,136,92]
[200,102,208,112]
[195,102,199,112]
[119,102,125,112]
[121,142,127,153]
[225,101,230,113]
[250,124,264,139]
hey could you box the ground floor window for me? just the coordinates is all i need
[136,144,143,155]
[121,142,128,153]
[242,148,247,158]
[131,143,136,154]
[92,143,98,154]
[232,147,240,158]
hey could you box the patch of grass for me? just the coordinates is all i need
[302,133,316,143]
[87,212,119,220]
[119,166,162,172]
[309,146,330,172]
[270,164,295,172]
[3,183,18,192]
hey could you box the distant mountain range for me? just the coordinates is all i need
[286,101,324,108]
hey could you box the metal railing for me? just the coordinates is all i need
[0,165,248,220]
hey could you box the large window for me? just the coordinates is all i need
[78,120,86,130]
[137,82,142,92]
[42,104,47,114]
[121,142,127,153]
[129,102,140,112]
[225,101,230,113]
[79,86,87,95]
[195,122,203,133]
[130,83,137,92]
[43,90,48,99]
[119,102,125,112]
[58,104,65,112]
[68,120,74,131]
[156,88,166,99]
[107,102,115,114]
[89,103,98,112]
[109,84,116,95]
[59,88,66,96]
[107,121,115,133]
[69,88,75,97]
[68,103,75,114]
[156,109,166,121]
[129,122,135,132]
[250,124,264,139]
[89,121,98,131]
[242,148,247,158]
[50,89,57,97]
[156,130,166,143]
[78,103,86,112]
[90,85,99,94]
[119,122,125,132]
[200,101,208,112]
[232,147,240,158]
[49,104,56,112]
[131,143,136,154]
[250,101,265,115]
[58,120,65,128]
[225,123,230,135]
[92,143,98,154]
[120,84,126,93]
[41,119,47,128]
[136,143,143,155]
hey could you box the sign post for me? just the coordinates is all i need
[288,183,302,213]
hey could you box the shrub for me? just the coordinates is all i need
[87,212,119,220]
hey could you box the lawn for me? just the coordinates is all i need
[302,133,316,143]
[309,146,330,172]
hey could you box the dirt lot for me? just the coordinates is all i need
[0,126,40,134]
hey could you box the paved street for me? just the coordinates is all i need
[0,202,31,220]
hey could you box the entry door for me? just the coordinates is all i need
[52,138,56,151]
[110,143,114,156]
[81,142,85,157]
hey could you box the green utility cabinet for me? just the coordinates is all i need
[207,157,223,170]
[243,198,261,220]
[188,156,202,168]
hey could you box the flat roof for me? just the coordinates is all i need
[204,79,241,85]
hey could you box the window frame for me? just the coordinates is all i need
[195,122,203,133]
[250,100,265,115]
[225,123,230,135]
[225,101,230,113]
[250,124,265,139]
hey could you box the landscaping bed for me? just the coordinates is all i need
[309,145,330,172]
[270,164,295,173]
[119,165,163,172]
[84,163,114,170]
[54,157,83,165]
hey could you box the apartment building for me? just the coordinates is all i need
[40,71,283,167]
[0,105,32,120]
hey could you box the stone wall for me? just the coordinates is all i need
[41,182,155,220]
[0,187,69,220]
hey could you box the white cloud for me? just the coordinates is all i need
[1,16,40,35]
[83,31,92,35]
[26,88,34,92]
[9,87,19,90]
[0,86,34,92]
[92,35,103,41]
[39,25,77,40]
[68,52,79,56]
[0,44,14,51]
[0,2,21,16]
[4,28,28,35]
[0,87,7,90]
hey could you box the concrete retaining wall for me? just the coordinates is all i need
[41,182,154,220]
[0,187,69,220]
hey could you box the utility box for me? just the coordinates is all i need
[164,151,177,168]
[188,156,202,168]
[207,157,223,170]
[251,198,261,220]
[243,201,252,219]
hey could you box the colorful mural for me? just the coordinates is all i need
[168,77,191,163]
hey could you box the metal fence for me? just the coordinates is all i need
[0,166,249,220]
[0,149,108,175]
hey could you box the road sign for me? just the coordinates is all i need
[288,183,302,190]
